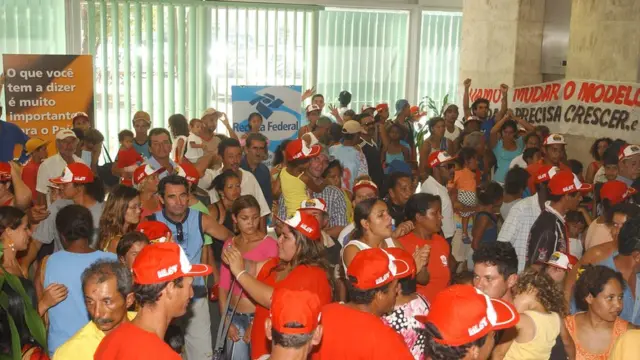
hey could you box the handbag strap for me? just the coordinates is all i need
[213,272,244,351]
[102,144,113,163]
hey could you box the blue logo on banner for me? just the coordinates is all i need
[249,93,284,119]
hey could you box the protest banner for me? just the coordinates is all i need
[2,54,94,155]
[231,85,302,167]
[466,80,640,142]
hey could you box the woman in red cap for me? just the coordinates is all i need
[133,164,163,218]
[98,185,142,253]
[222,210,333,360]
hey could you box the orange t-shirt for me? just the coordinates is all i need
[398,232,451,302]
[313,303,414,360]
[526,160,571,194]
[94,321,181,360]
[452,168,476,192]
[251,258,333,360]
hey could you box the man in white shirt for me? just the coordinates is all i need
[509,132,541,169]
[497,165,558,272]
[420,151,456,242]
[36,129,84,205]
[198,137,270,228]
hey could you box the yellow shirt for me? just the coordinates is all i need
[504,310,560,360]
[280,168,308,218]
[52,312,136,360]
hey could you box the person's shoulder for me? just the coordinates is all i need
[40,153,61,167]
[54,321,101,356]
[583,242,615,264]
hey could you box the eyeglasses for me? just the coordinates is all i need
[176,223,184,243]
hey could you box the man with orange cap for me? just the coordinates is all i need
[257,288,324,360]
[314,248,414,359]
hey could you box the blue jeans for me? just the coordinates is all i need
[225,310,254,360]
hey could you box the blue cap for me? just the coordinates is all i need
[385,159,412,175]
[395,99,410,116]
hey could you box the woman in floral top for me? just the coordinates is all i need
[382,248,430,360]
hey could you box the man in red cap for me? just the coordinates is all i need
[315,248,414,359]
[260,288,323,360]
[526,170,592,267]
[422,151,457,243]
[417,284,519,360]
[498,165,559,272]
[95,242,213,359]
[526,133,571,194]
[136,220,173,243]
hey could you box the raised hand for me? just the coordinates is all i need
[41,283,68,309]
[463,78,472,88]
[302,86,316,101]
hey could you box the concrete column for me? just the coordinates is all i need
[564,0,640,165]
[566,0,640,83]
[459,0,545,89]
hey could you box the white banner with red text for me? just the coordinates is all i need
[466,79,640,142]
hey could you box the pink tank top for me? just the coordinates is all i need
[219,236,278,297]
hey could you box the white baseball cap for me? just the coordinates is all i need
[543,134,566,146]
[298,198,327,213]
[55,129,78,141]
[619,144,640,160]
[544,251,578,270]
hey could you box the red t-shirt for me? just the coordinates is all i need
[94,321,181,360]
[251,258,333,360]
[527,160,570,194]
[313,303,414,360]
[22,160,40,201]
[398,232,451,301]
[116,147,144,168]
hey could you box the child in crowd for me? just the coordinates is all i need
[323,159,354,223]
[523,147,542,167]
[79,129,105,169]
[566,209,589,259]
[569,159,585,182]
[116,129,143,186]
[382,122,410,166]
[168,113,190,163]
[280,139,325,218]
[500,269,567,360]
[342,109,356,122]
[501,167,530,219]
[242,112,264,139]
[448,147,478,244]
[471,182,503,250]
[184,118,206,163]
[452,270,474,285]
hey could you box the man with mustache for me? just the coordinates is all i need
[53,260,135,359]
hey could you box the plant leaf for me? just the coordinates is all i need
[0,292,21,360]
[1,270,48,352]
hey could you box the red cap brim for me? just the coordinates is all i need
[577,183,593,193]
[49,177,69,184]
[183,264,213,277]
[490,298,520,330]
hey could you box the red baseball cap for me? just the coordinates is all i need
[375,103,389,113]
[270,288,322,335]
[535,165,560,184]
[416,285,519,346]
[285,139,321,162]
[136,221,172,243]
[175,161,200,184]
[410,105,426,117]
[547,170,592,195]
[347,248,410,290]
[279,210,321,241]
[384,248,417,279]
[428,151,456,168]
[0,162,12,181]
[352,180,378,194]
[133,164,165,186]
[50,163,94,184]
[600,180,637,205]
[298,198,327,213]
[132,242,212,285]
[618,144,640,160]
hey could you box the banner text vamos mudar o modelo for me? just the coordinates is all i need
[467,80,640,142]
[3,54,94,155]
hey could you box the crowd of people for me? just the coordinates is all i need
[1,75,640,360]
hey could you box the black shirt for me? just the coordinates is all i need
[384,197,406,227]
[360,138,387,196]
[526,207,567,267]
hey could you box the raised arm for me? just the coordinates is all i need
[202,213,233,240]
[220,114,238,140]
[512,113,535,134]
[9,162,32,209]
[495,84,509,121]
[462,78,472,118]
[490,113,510,150]
[222,245,274,308]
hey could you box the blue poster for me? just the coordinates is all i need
[232,85,301,168]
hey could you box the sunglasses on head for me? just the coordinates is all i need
[176,223,184,243]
